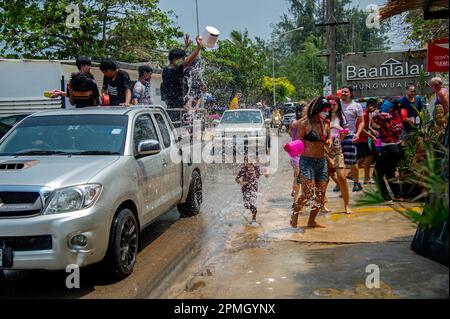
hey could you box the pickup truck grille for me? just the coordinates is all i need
[0,192,40,204]
[0,235,52,251]
[0,191,42,218]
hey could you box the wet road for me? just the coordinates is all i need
[0,129,265,298]
[0,207,202,298]
[152,133,449,299]
[1,131,448,298]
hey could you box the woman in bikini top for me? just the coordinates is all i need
[296,99,331,158]
[290,97,332,229]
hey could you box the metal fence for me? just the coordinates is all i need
[0,97,62,117]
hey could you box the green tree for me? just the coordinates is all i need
[0,0,182,63]
[278,35,326,100]
[274,0,321,55]
[202,30,266,105]
[346,7,391,53]
[274,0,390,56]
[268,0,390,99]
[262,76,296,103]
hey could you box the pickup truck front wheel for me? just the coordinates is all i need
[178,171,202,218]
[104,208,139,278]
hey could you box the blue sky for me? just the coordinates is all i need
[159,0,387,41]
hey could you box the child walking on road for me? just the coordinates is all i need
[235,155,269,226]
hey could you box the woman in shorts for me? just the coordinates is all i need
[326,96,353,214]
[290,97,331,228]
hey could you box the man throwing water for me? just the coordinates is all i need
[161,34,204,127]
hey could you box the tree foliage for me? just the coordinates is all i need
[274,0,390,55]
[261,76,296,103]
[202,30,266,105]
[0,0,182,63]
[267,0,390,100]
[394,10,449,48]
[278,35,326,100]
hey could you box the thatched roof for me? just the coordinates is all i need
[379,0,449,20]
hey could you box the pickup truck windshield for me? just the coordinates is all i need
[0,115,128,156]
[221,111,262,124]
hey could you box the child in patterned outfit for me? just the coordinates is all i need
[236,155,269,225]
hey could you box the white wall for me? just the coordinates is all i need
[0,60,166,109]
[149,74,166,107]
[0,60,63,99]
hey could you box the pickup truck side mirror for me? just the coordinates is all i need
[212,119,220,126]
[264,119,271,125]
[137,139,161,156]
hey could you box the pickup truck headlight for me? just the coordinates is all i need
[43,184,102,214]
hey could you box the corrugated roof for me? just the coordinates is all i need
[379,0,449,20]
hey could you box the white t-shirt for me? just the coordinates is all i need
[133,80,153,105]
[330,117,343,137]
[341,100,363,134]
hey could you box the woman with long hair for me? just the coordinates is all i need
[290,97,331,228]
[289,102,308,203]
[326,96,353,214]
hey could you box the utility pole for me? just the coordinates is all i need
[272,45,276,107]
[327,0,337,94]
[316,0,349,95]
[322,0,326,49]
[351,15,356,52]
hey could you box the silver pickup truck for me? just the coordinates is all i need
[0,106,203,278]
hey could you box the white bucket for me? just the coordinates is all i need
[202,26,220,48]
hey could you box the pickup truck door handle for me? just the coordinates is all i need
[162,159,168,167]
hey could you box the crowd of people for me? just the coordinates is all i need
[51,55,154,108]
[49,45,448,231]
[286,82,449,229]
[52,33,206,120]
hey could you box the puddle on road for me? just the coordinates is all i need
[226,230,270,253]
[313,281,403,299]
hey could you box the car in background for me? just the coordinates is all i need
[212,109,271,156]
[278,102,298,115]
[282,112,296,131]
[0,113,32,139]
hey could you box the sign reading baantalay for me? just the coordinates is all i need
[342,50,434,97]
